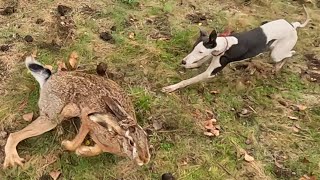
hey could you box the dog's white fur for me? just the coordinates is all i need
[162,6,310,93]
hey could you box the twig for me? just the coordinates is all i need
[215,162,237,180]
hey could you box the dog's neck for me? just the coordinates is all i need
[212,36,238,56]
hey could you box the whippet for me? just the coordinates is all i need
[162,6,311,93]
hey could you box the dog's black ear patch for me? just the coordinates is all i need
[209,30,217,42]
[203,30,217,49]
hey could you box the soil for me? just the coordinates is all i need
[147,14,171,40]
[185,12,210,25]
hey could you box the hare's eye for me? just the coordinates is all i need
[129,140,134,146]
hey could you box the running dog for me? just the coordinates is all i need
[162,6,311,93]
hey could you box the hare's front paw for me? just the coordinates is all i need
[3,151,25,168]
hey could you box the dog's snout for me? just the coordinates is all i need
[181,60,186,65]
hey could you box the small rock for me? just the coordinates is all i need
[96,62,107,76]
[0,7,15,16]
[24,35,34,43]
[57,5,72,16]
[99,32,115,43]
[0,45,9,52]
[36,18,44,24]
[162,173,175,180]
[110,26,117,31]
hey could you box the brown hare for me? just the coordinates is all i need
[3,56,150,168]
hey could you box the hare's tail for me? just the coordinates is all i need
[25,56,52,88]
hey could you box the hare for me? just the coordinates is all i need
[3,56,150,168]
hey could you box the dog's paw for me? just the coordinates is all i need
[162,85,178,93]
[3,153,25,168]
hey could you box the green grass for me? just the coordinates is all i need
[1,0,320,179]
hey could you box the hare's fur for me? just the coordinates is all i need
[4,58,150,168]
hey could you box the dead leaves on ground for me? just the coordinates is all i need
[49,170,61,180]
[68,51,79,69]
[22,112,33,121]
[203,118,220,137]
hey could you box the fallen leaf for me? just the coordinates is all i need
[288,116,299,120]
[44,65,53,71]
[128,32,135,39]
[49,170,61,180]
[244,153,255,162]
[299,174,317,180]
[210,90,219,94]
[204,131,214,137]
[57,61,67,71]
[292,126,300,133]
[295,104,307,111]
[22,112,33,121]
[212,129,220,136]
[69,51,79,69]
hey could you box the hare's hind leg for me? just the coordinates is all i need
[61,106,93,151]
[3,115,57,168]
[75,144,103,157]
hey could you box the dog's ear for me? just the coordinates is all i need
[208,30,217,43]
[199,29,207,37]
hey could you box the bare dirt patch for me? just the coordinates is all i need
[146,14,172,40]
[302,54,320,83]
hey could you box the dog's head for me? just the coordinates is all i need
[182,29,238,68]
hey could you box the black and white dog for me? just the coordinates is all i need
[162,6,311,93]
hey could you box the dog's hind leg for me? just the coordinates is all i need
[271,34,298,72]
[3,115,57,168]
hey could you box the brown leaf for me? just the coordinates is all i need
[288,116,299,120]
[244,153,255,162]
[22,112,33,121]
[299,175,317,180]
[295,104,307,111]
[211,129,220,136]
[210,90,219,94]
[128,32,135,39]
[69,51,78,69]
[57,61,67,71]
[204,131,214,137]
[49,171,61,180]
[44,65,53,71]
[292,126,300,133]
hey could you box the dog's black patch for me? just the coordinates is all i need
[261,21,269,25]
[28,63,44,72]
[28,63,52,80]
[210,27,269,76]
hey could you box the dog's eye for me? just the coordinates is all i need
[199,51,203,54]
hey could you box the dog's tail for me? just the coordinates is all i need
[291,5,311,29]
[25,56,52,88]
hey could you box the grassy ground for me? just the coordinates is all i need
[0,0,320,179]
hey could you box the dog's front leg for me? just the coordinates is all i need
[162,57,221,93]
